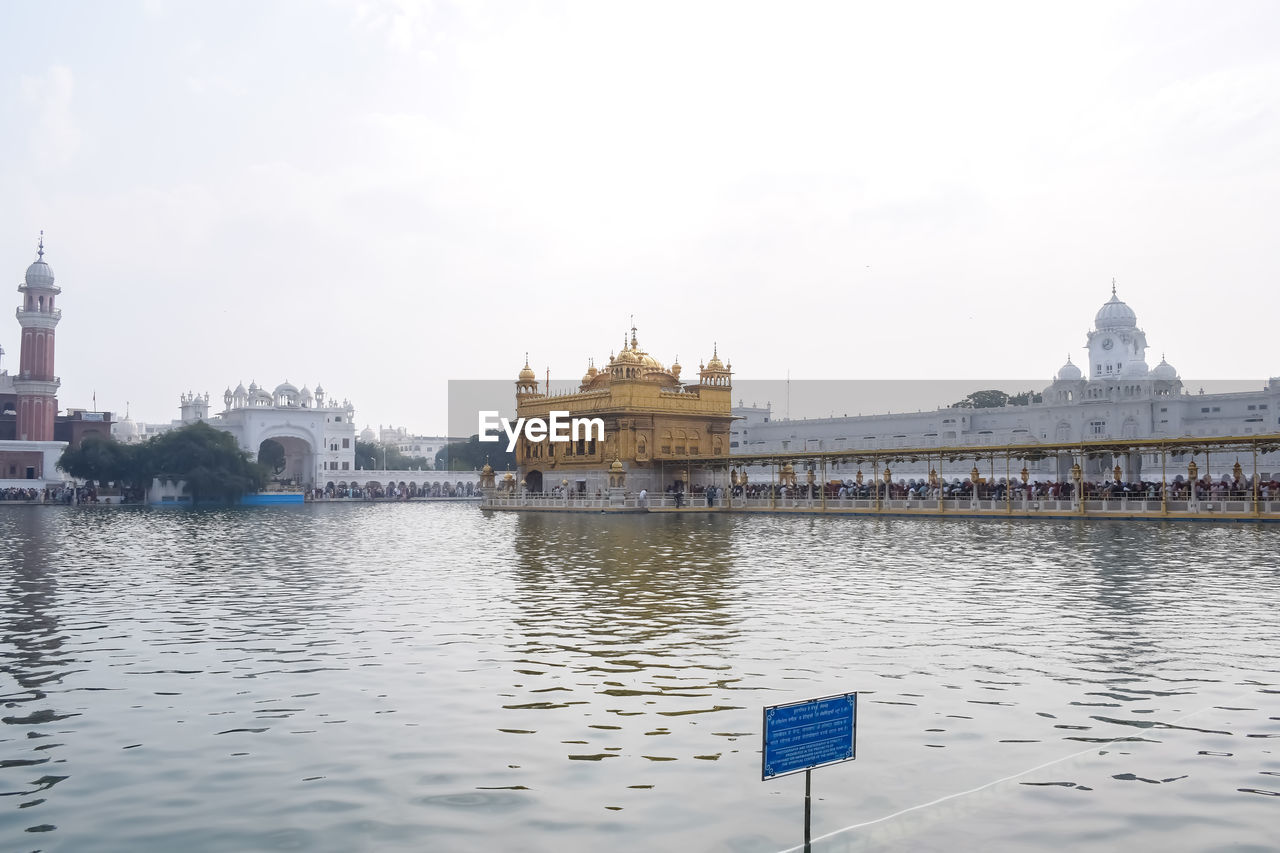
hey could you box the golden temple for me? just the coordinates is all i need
[510,325,732,494]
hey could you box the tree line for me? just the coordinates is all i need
[58,422,268,504]
[352,440,435,471]
[434,435,517,471]
[950,389,1043,408]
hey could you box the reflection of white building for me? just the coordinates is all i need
[118,382,358,487]
[735,287,1280,481]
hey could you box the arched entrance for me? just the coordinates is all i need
[525,470,543,493]
[257,435,313,486]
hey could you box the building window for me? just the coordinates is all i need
[1090,420,1106,436]
[343,438,350,448]
[335,416,343,422]
[342,462,349,470]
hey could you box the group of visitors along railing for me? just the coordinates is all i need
[482,492,1280,516]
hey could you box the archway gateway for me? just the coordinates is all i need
[256,435,313,485]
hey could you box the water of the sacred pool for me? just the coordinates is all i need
[2,504,1276,851]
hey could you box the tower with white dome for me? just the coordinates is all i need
[1086,281,1149,381]
[14,233,61,441]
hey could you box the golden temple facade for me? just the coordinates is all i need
[513,326,732,494]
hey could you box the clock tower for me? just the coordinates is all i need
[1086,281,1148,381]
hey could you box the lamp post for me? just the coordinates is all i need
[1070,461,1083,514]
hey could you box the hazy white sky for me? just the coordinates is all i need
[2,0,1277,433]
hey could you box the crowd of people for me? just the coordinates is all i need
[514,475,1280,508]
[0,487,42,501]
[312,481,478,500]
[717,475,1280,503]
[0,485,142,504]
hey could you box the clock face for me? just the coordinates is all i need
[1101,338,1114,350]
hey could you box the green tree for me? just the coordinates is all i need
[355,440,434,470]
[144,422,269,503]
[951,389,1010,409]
[57,437,137,487]
[436,435,516,471]
[60,423,269,504]
[354,440,380,470]
[951,389,1045,408]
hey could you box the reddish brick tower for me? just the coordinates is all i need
[14,233,61,441]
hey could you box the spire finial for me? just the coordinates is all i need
[713,341,718,357]
[1111,277,1116,297]
[37,230,44,261]
[1066,353,1072,363]
[524,351,530,367]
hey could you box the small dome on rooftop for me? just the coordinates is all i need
[1150,356,1177,380]
[518,355,536,382]
[24,234,54,288]
[1057,355,1082,381]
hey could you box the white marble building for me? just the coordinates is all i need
[733,287,1280,482]
[116,382,358,487]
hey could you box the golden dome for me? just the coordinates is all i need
[706,343,725,370]
[518,354,536,383]
[609,458,624,472]
[481,463,493,475]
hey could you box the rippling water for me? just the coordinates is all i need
[1,505,1277,851]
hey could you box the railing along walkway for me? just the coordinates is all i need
[483,493,1280,519]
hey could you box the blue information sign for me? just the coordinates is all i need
[762,693,857,779]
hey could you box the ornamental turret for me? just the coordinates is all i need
[14,232,61,440]
[698,343,731,387]
[516,354,540,397]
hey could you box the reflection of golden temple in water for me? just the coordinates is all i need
[508,325,733,495]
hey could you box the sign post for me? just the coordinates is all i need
[762,692,857,851]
